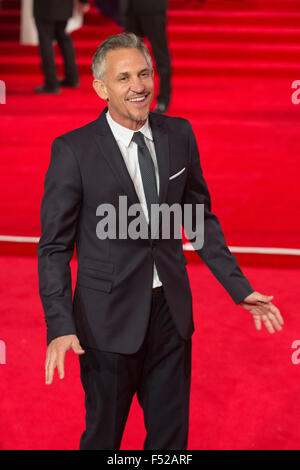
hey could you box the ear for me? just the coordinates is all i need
[93,79,108,100]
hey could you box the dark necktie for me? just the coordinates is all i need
[131,131,159,233]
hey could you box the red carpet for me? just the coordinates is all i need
[0,0,300,450]
[0,256,299,450]
[1,0,300,249]
[1,73,300,250]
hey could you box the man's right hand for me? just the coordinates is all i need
[45,334,85,385]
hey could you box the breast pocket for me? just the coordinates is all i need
[169,167,186,182]
[167,167,187,203]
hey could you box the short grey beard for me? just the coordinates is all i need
[128,111,149,122]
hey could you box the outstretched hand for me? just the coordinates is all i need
[45,334,85,385]
[240,291,284,334]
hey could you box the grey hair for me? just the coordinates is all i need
[91,32,153,81]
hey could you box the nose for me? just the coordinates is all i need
[130,76,145,94]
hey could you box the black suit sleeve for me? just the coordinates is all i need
[38,137,82,345]
[182,121,255,304]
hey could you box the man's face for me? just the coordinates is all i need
[93,47,154,130]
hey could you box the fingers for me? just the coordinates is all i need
[45,349,56,385]
[269,303,284,326]
[261,314,276,334]
[244,292,284,334]
[56,349,66,380]
[45,336,82,385]
[254,309,283,334]
[253,314,262,331]
[258,294,274,303]
[255,302,282,320]
[267,313,283,332]
[45,348,67,384]
[257,302,284,331]
[71,338,85,355]
[45,351,64,384]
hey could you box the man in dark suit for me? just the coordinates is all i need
[120,0,171,114]
[33,0,90,94]
[38,32,283,449]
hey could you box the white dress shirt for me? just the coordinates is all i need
[106,111,162,288]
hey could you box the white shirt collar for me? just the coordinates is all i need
[106,110,153,148]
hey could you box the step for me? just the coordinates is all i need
[1,0,300,14]
[0,24,19,41]
[2,54,300,78]
[3,8,300,29]
[2,22,300,49]
[2,40,300,65]
[168,0,300,11]
[1,0,20,9]
[171,58,300,78]
[83,8,300,29]
[2,6,300,42]
[71,24,300,45]
[0,9,20,25]
[171,42,300,62]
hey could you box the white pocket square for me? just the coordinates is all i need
[169,167,186,180]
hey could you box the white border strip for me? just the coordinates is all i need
[0,236,299,256]
[183,243,300,256]
[0,235,40,243]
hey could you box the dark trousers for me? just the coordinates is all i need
[124,12,171,107]
[79,290,192,450]
[35,19,78,88]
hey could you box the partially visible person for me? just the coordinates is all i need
[33,0,90,94]
[94,0,122,27]
[120,0,171,114]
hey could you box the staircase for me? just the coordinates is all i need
[1,0,300,78]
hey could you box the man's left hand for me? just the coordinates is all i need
[240,291,284,334]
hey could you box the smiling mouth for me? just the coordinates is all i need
[127,94,149,103]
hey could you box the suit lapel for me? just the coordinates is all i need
[93,109,170,236]
[93,108,141,207]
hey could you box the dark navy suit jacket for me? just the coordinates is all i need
[38,108,254,353]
